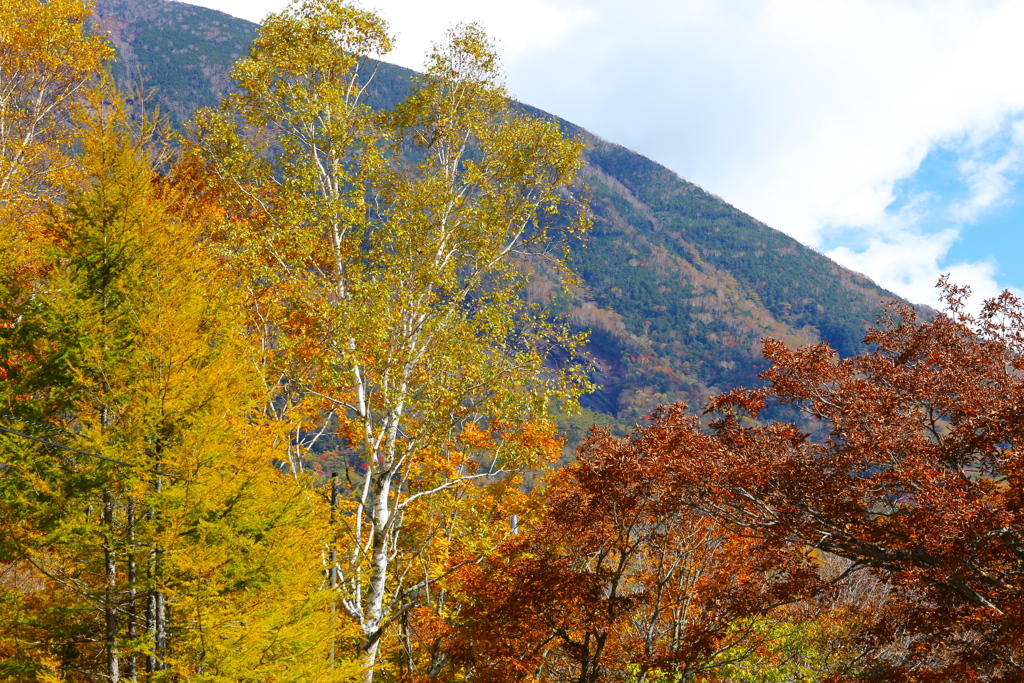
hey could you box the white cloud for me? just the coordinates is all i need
[822,127,1024,309]
[828,229,959,306]
[827,229,1024,313]
[948,119,1024,223]
[361,0,595,73]
[546,1,1022,214]
[489,0,1024,304]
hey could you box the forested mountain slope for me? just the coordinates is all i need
[93,0,907,421]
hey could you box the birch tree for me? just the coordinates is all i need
[0,0,110,205]
[191,1,592,678]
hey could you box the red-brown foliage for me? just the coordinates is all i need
[443,416,820,682]
[674,280,1024,682]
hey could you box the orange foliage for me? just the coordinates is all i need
[637,280,1024,682]
[441,421,819,682]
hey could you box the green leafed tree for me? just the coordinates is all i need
[189,1,593,677]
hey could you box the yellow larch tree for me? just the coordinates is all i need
[0,89,357,682]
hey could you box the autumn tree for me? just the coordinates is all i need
[442,417,825,683]
[0,0,110,205]
[634,280,1024,682]
[0,0,113,406]
[0,90,353,682]
[190,1,592,678]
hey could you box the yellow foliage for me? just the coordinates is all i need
[0,0,112,206]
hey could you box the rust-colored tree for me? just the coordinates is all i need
[655,280,1024,682]
[440,419,823,683]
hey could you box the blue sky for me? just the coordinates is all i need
[912,123,1024,269]
[187,0,1024,310]
[824,114,1024,304]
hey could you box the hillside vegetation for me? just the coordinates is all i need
[93,0,906,424]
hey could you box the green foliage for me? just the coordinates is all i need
[699,615,873,683]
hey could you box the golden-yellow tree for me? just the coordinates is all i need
[0,0,110,205]
[191,1,592,677]
[0,89,356,682]
[0,0,112,400]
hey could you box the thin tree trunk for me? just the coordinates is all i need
[330,472,339,667]
[147,472,165,676]
[147,555,167,673]
[145,582,156,677]
[126,497,137,682]
[103,488,120,683]
[156,589,167,662]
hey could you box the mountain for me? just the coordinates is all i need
[92,0,910,428]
